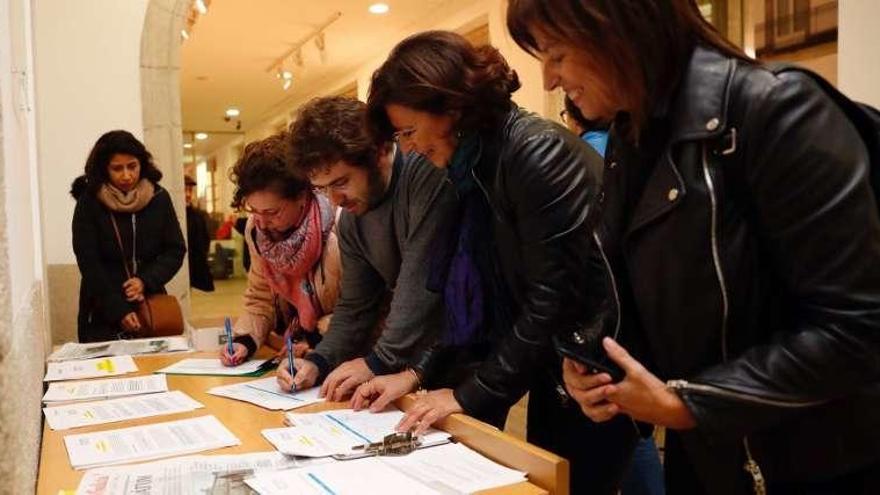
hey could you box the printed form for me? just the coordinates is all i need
[155,358,265,376]
[44,390,203,430]
[63,415,240,470]
[43,374,168,404]
[44,356,138,382]
[262,408,450,458]
[208,377,324,410]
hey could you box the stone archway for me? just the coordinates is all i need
[140,0,191,314]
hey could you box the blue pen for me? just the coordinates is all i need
[224,317,234,360]
[287,334,297,392]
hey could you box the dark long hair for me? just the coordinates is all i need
[70,130,162,199]
[507,0,752,138]
[366,30,521,142]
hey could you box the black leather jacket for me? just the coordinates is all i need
[424,107,606,418]
[600,45,880,492]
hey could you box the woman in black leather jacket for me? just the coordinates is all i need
[508,0,880,493]
[351,31,637,494]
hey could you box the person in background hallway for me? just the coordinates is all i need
[277,96,457,402]
[565,94,666,495]
[355,31,632,495]
[185,175,214,292]
[507,0,880,493]
[233,214,251,273]
[70,130,186,343]
[219,133,341,365]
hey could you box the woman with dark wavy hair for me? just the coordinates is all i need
[70,130,185,342]
[353,30,635,494]
[507,1,880,493]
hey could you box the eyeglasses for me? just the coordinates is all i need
[241,201,288,220]
[311,176,351,196]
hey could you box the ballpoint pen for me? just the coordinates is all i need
[224,317,234,362]
[287,334,297,392]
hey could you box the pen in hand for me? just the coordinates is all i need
[287,334,297,393]
[224,317,235,364]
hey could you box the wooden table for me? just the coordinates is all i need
[37,351,569,494]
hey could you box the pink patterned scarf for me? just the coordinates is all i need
[254,194,335,332]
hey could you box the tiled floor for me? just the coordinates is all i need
[190,278,531,440]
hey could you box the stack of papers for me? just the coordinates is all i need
[262,408,451,458]
[208,377,325,410]
[245,443,527,495]
[75,452,322,495]
[44,356,138,382]
[48,336,191,362]
[62,415,240,470]
[43,374,169,404]
[44,390,203,430]
[155,358,267,376]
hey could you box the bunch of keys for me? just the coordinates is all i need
[351,431,422,456]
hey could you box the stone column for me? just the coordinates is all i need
[141,0,192,316]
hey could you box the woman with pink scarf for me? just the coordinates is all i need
[220,133,341,366]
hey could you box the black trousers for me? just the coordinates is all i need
[527,374,638,495]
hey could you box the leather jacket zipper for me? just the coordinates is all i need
[592,230,622,340]
[666,379,826,408]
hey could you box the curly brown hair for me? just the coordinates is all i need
[229,132,310,209]
[287,96,383,177]
[366,30,520,142]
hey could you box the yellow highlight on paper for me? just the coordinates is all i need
[95,440,109,453]
[95,358,115,373]
[56,490,76,495]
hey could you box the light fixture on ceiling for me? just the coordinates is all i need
[180,29,189,41]
[194,0,208,15]
[195,132,208,141]
[368,3,390,15]
[183,143,193,149]
[265,11,342,89]
[225,107,240,118]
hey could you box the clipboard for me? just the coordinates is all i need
[332,432,452,460]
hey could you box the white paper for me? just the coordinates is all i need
[208,377,324,411]
[48,336,191,362]
[245,456,442,495]
[155,358,265,376]
[75,451,321,495]
[42,374,168,404]
[262,408,450,458]
[44,356,138,382]
[381,443,527,494]
[63,415,240,470]
[44,390,203,430]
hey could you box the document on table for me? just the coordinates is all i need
[75,451,325,495]
[63,415,240,470]
[381,442,527,494]
[42,374,168,404]
[208,377,324,410]
[44,356,138,382]
[155,358,266,376]
[244,456,443,495]
[48,336,191,362]
[44,390,203,430]
[262,407,450,458]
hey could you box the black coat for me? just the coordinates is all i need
[597,46,880,492]
[186,206,214,292]
[72,185,186,342]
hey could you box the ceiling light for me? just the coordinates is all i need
[195,132,208,141]
[180,29,189,40]
[183,143,193,149]
[368,3,390,14]
[281,71,293,80]
[194,0,208,15]
[283,78,292,91]
[225,107,240,118]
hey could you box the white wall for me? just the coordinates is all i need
[33,0,149,266]
[838,0,880,108]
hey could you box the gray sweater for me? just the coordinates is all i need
[305,151,457,378]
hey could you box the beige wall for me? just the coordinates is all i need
[839,0,880,108]
[201,0,549,211]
